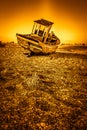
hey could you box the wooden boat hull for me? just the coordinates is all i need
[16,33,60,54]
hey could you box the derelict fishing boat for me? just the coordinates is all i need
[16,19,60,55]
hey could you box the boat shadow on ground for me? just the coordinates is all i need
[23,51,87,59]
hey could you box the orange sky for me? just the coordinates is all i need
[0,0,87,43]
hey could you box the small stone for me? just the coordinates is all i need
[40,122,46,127]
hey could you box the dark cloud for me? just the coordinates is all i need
[51,0,87,17]
[0,0,42,19]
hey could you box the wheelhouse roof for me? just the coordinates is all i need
[34,19,54,26]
